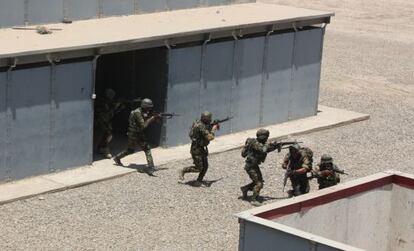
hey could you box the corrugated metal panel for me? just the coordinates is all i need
[0,0,25,28]
[65,0,99,21]
[165,46,202,146]
[167,0,200,10]
[0,72,7,180]
[54,61,93,170]
[101,0,135,16]
[231,36,265,132]
[200,40,234,136]
[9,66,51,180]
[289,28,323,120]
[261,32,295,126]
[204,0,231,6]
[137,0,168,13]
[27,0,64,24]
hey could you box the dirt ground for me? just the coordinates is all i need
[0,1,413,250]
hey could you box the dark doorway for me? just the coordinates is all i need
[93,47,168,160]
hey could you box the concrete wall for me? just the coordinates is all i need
[164,28,324,146]
[388,184,414,251]
[0,0,255,28]
[0,60,93,181]
[274,185,394,251]
[240,220,342,251]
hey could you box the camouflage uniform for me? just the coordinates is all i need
[314,155,341,189]
[114,106,156,168]
[94,90,123,158]
[241,129,277,205]
[179,112,216,183]
[282,147,312,197]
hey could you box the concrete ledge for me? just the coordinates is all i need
[0,105,369,205]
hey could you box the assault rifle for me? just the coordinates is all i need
[270,141,303,153]
[310,165,348,178]
[153,112,180,119]
[211,116,233,128]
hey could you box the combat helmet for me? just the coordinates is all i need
[201,111,213,124]
[141,98,154,109]
[105,88,116,100]
[320,154,333,164]
[256,129,269,143]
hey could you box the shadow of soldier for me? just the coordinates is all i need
[179,178,223,188]
[125,164,168,177]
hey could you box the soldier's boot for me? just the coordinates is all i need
[250,192,262,207]
[113,151,129,166]
[240,186,249,200]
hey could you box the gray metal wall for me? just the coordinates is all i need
[0,0,255,28]
[0,61,93,181]
[239,220,344,251]
[164,28,324,146]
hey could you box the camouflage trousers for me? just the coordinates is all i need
[241,163,264,198]
[181,144,209,182]
[115,133,154,167]
[317,176,340,189]
[95,122,113,154]
[290,175,310,196]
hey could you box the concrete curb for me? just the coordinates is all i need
[0,105,369,206]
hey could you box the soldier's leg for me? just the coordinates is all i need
[114,137,136,166]
[140,141,154,168]
[98,132,113,158]
[299,178,310,194]
[179,154,203,181]
[196,155,209,182]
[245,167,263,204]
[290,178,302,197]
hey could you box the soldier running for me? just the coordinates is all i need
[282,143,313,197]
[178,111,219,185]
[114,98,160,175]
[240,129,278,206]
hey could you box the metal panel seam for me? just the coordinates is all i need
[49,62,56,172]
[314,27,326,113]
[259,33,270,127]
[230,38,239,133]
[5,69,13,181]
[288,28,297,121]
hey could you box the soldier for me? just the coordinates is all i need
[240,129,278,206]
[178,111,219,185]
[113,98,160,175]
[282,143,313,197]
[313,154,342,189]
[94,88,123,159]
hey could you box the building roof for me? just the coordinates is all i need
[0,2,333,65]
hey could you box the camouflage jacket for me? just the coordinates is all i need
[95,97,122,124]
[282,150,312,172]
[315,163,340,184]
[245,139,277,166]
[189,120,215,148]
[128,108,151,135]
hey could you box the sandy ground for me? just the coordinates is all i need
[0,1,413,250]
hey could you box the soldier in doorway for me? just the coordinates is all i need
[94,88,124,159]
[113,98,160,175]
[282,143,313,197]
[178,111,219,185]
[312,154,345,189]
[240,129,279,206]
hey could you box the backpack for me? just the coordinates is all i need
[189,121,197,141]
[300,146,314,163]
[241,138,254,158]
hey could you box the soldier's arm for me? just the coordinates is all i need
[294,156,311,175]
[281,154,289,169]
[201,126,215,141]
[132,112,146,130]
